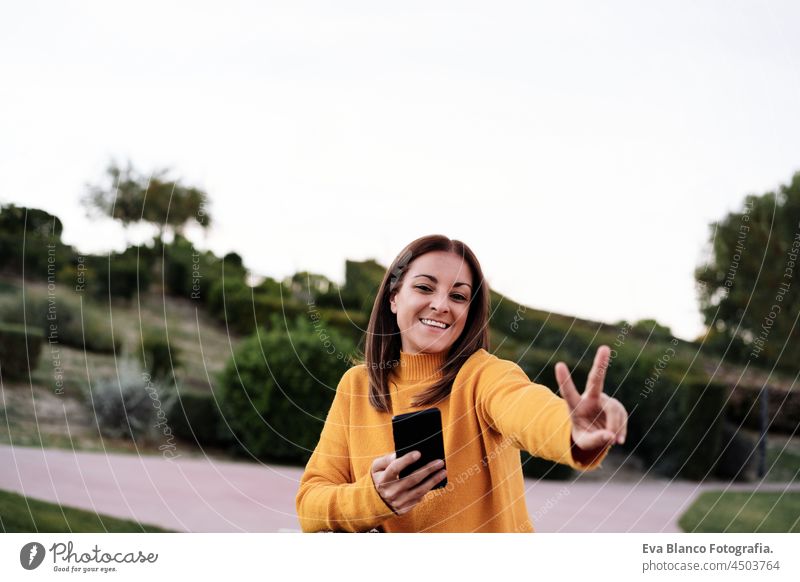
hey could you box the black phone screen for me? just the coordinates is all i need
[391,407,447,490]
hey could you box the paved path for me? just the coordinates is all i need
[2,445,797,532]
[1,445,302,532]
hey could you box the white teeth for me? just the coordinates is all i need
[421,318,448,329]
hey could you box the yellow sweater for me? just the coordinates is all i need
[295,348,608,532]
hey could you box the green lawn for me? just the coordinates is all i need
[0,489,171,533]
[679,490,800,533]
[765,442,800,482]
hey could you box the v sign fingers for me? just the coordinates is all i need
[555,361,581,410]
[585,345,611,399]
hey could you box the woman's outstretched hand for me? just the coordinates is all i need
[555,345,628,453]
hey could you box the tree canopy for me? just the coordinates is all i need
[82,160,211,246]
[696,172,800,370]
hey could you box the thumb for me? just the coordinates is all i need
[371,452,396,473]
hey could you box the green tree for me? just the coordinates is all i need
[82,160,211,248]
[696,172,800,370]
[341,259,385,312]
[0,204,67,279]
[285,271,339,307]
[0,204,63,238]
[81,161,143,231]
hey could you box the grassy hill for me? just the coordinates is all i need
[0,277,239,456]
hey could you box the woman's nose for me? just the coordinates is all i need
[429,293,450,312]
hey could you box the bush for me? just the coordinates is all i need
[0,322,43,380]
[310,308,368,347]
[208,279,307,335]
[676,377,727,480]
[85,359,175,443]
[163,236,224,301]
[712,422,758,481]
[0,204,67,281]
[285,270,341,309]
[0,291,120,354]
[727,384,800,435]
[604,345,726,480]
[196,253,252,314]
[207,276,246,320]
[250,295,306,332]
[57,295,120,354]
[142,328,180,383]
[169,390,224,446]
[341,259,385,312]
[217,314,356,464]
[87,247,154,300]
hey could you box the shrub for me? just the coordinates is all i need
[85,359,175,443]
[56,295,120,354]
[340,259,385,312]
[604,345,726,480]
[0,323,43,380]
[251,295,306,332]
[206,277,259,330]
[208,279,306,335]
[163,236,223,301]
[0,291,120,354]
[676,377,727,480]
[169,390,224,446]
[726,384,800,435]
[142,328,181,383]
[0,204,67,281]
[712,422,758,481]
[310,308,368,347]
[286,270,341,309]
[217,314,356,464]
[87,248,154,300]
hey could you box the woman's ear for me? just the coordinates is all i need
[389,291,397,314]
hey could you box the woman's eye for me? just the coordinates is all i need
[414,285,467,301]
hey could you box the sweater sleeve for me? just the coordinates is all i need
[475,357,609,470]
[295,369,396,532]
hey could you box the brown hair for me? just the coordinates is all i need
[360,234,490,412]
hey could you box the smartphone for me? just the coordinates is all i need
[391,407,447,490]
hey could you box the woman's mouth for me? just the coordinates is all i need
[419,318,450,331]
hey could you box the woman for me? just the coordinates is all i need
[295,234,627,532]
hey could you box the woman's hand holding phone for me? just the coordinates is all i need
[370,451,447,515]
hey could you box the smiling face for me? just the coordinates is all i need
[389,250,474,355]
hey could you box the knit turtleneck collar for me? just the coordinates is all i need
[394,350,447,383]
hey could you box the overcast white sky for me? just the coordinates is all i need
[2,1,799,340]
